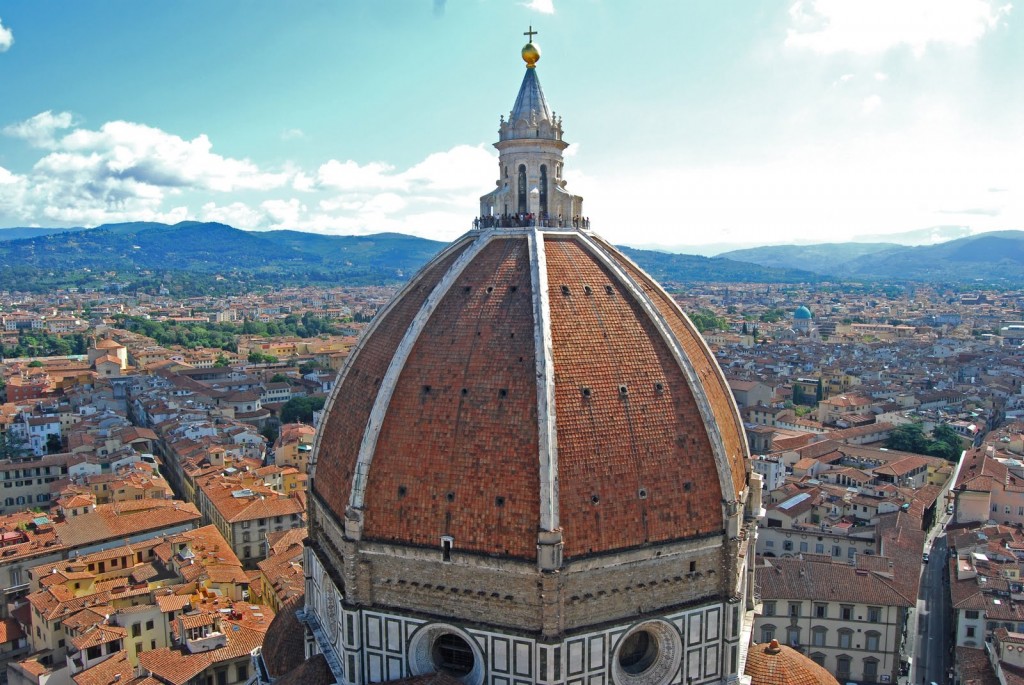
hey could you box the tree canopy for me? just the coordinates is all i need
[759,308,787,323]
[885,422,963,461]
[280,396,326,424]
[688,309,727,333]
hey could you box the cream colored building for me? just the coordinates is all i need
[755,555,916,682]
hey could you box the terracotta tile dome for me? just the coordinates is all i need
[745,640,840,685]
[310,227,750,562]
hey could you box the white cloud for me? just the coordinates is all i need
[0,107,502,234]
[200,201,265,229]
[55,120,288,192]
[0,112,295,226]
[831,73,855,88]
[316,159,401,191]
[261,198,307,227]
[281,128,305,141]
[292,171,315,192]
[874,72,889,81]
[4,111,75,148]
[0,165,21,185]
[0,16,12,52]
[402,145,494,192]
[523,0,555,14]
[786,0,1012,55]
[316,145,493,196]
[861,94,882,114]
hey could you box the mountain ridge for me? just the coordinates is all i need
[719,231,1024,282]
[0,221,817,293]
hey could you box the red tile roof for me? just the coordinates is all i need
[313,231,750,560]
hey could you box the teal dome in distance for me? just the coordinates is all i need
[794,305,812,320]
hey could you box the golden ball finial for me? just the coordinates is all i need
[522,42,540,68]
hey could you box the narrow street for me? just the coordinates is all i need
[911,513,953,685]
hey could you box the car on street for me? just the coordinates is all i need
[923,552,930,563]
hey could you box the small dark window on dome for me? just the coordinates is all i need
[446,492,455,502]
[619,385,629,396]
[584,285,593,295]
[486,286,494,294]
[654,382,665,393]
[591,494,600,505]
[498,388,508,398]
[638,488,648,499]
[495,496,505,507]
[397,485,407,498]
[605,285,614,295]
[463,285,471,293]
[509,285,518,293]
[422,385,431,395]
[460,388,468,396]
[440,537,454,563]
[581,387,591,399]
[683,481,694,492]
[561,285,570,296]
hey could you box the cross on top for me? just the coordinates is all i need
[524,25,538,42]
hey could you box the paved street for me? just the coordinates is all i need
[916,535,951,685]
[910,505,954,685]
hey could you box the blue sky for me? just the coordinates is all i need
[0,1,1020,254]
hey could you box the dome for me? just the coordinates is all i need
[745,640,840,685]
[311,227,750,561]
[261,595,307,678]
[793,306,812,320]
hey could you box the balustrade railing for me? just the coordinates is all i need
[472,215,591,230]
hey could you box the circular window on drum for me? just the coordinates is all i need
[612,620,682,685]
[408,623,485,685]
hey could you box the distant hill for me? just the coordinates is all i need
[839,231,1024,282]
[617,247,819,284]
[719,242,900,272]
[0,226,89,241]
[719,231,1024,283]
[0,221,815,293]
[261,230,447,277]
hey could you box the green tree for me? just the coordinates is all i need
[261,424,279,445]
[46,433,63,454]
[759,308,786,323]
[886,423,930,454]
[299,360,325,374]
[930,424,964,461]
[269,373,290,383]
[0,432,29,460]
[688,309,726,333]
[280,396,326,424]
[214,354,230,367]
